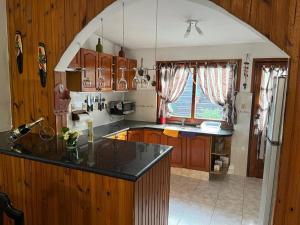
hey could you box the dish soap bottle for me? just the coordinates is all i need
[96,38,103,53]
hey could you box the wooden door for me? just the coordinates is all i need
[114,56,128,91]
[127,59,137,90]
[80,49,97,92]
[127,130,144,142]
[248,59,288,178]
[163,135,186,167]
[144,130,164,145]
[186,136,211,172]
[98,53,113,91]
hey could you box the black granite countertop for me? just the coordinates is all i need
[92,120,234,139]
[0,132,172,181]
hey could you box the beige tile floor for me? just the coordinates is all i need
[169,171,262,225]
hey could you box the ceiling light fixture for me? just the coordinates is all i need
[184,19,203,38]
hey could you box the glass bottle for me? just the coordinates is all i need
[96,38,103,53]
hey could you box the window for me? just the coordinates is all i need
[194,78,224,120]
[169,69,193,118]
[158,60,241,123]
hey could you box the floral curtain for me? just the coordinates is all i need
[196,64,237,125]
[158,66,190,117]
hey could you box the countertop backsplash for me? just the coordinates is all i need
[67,91,125,131]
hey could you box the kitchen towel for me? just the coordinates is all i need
[163,129,179,138]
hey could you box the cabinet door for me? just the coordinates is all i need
[127,130,144,142]
[163,135,186,168]
[186,136,211,172]
[98,53,113,91]
[114,56,128,91]
[68,51,81,68]
[127,59,137,90]
[144,130,164,144]
[81,49,97,92]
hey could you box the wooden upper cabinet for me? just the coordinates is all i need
[68,51,81,68]
[127,130,144,142]
[127,59,137,90]
[98,53,113,91]
[114,56,128,91]
[80,49,97,92]
[186,136,211,172]
[144,130,165,145]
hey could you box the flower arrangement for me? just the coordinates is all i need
[60,127,82,149]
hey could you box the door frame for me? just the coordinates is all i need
[247,58,289,178]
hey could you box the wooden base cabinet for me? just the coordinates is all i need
[186,136,211,172]
[142,129,213,172]
[127,130,144,142]
[144,130,165,144]
[163,135,186,168]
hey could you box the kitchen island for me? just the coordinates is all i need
[0,132,172,225]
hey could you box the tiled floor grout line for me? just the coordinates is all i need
[208,181,222,225]
[241,177,247,225]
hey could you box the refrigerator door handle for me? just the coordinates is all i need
[267,136,281,146]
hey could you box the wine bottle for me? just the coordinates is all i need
[96,38,103,53]
[119,46,125,57]
[10,117,45,141]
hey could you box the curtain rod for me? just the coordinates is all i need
[157,60,238,68]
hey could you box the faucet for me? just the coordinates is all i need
[181,118,186,127]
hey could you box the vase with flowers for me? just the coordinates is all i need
[60,127,82,151]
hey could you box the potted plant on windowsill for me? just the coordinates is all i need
[60,127,82,151]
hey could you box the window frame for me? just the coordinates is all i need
[156,59,242,125]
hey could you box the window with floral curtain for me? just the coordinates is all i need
[157,60,241,126]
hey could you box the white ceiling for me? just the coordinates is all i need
[95,0,265,49]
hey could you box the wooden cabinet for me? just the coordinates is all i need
[127,130,144,142]
[66,49,137,92]
[66,49,98,92]
[68,51,81,68]
[80,49,98,92]
[127,59,137,90]
[144,130,165,145]
[163,135,186,168]
[186,136,211,172]
[114,56,128,91]
[98,53,113,91]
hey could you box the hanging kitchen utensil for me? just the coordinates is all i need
[15,31,23,74]
[38,42,47,87]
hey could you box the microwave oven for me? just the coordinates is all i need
[109,101,135,115]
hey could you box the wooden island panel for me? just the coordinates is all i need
[0,153,171,225]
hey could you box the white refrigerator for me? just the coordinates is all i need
[259,72,288,225]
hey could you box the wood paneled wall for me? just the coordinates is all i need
[6,0,114,130]
[5,0,300,224]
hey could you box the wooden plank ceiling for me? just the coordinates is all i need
[5,0,300,224]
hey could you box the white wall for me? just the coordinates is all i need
[67,34,124,130]
[67,92,125,131]
[0,0,12,131]
[125,42,288,176]
[81,33,121,55]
